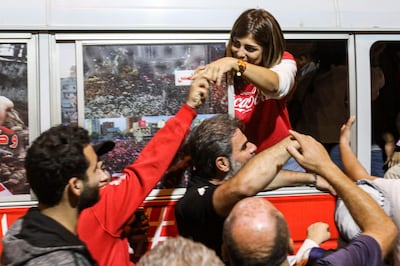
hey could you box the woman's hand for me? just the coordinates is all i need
[192,57,237,86]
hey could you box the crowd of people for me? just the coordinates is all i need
[1,7,400,266]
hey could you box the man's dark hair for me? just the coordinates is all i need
[186,114,242,180]
[25,125,91,206]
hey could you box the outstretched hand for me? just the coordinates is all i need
[314,175,337,196]
[287,130,333,175]
[186,77,210,109]
[339,116,355,147]
[192,57,236,86]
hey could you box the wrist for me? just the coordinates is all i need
[307,173,318,187]
[183,103,198,114]
[185,97,202,109]
[236,59,247,77]
[185,102,196,109]
[304,238,320,247]
[339,141,350,147]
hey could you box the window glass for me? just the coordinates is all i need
[0,43,30,196]
[370,42,400,177]
[287,40,349,170]
[82,42,227,188]
[57,37,354,190]
[59,43,78,126]
[57,40,228,188]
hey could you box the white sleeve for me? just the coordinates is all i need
[269,58,297,98]
[294,238,319,264]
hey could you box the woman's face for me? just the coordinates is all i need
[230,34,263,66]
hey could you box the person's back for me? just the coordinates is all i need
[175,114,247,258]
[175,174,226,256]
[3,213,95,266]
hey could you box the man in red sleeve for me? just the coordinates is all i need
[77,76,210,266]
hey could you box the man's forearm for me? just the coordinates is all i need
[237,136,295,193]
[213,136,293,217]
[264,170,316,191]
[339,142,370,181]
[318,163,396,258]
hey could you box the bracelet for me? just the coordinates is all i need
[236,60,247,77]
[308,173,318,187]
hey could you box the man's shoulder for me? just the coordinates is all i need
[178,184,216,203]
[175,180,217,215]
[372,177,400,187]
[23,250,95,266]
[315,235,381,266]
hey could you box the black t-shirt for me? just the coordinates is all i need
[175,176,225,258]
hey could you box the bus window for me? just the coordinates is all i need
[0,43,30,197]
[287,40,349,170]
[57,38,228,189]
[370,42,400,177]
[58,42,78,126]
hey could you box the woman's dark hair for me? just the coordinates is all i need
[227,8,286,68]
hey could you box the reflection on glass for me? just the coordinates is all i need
[370,42,400,177]
[81,42,227,187]
[0,43,29,195]
[59,43,78,125]
[287,40,349,170]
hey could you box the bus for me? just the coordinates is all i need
[0,0,399,254]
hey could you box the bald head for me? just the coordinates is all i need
[223,197,290,266]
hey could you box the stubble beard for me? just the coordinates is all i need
[78,182,100,213]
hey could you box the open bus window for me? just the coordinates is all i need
[58,38,355,191]
[286,40,349,170]
[370,41,400,177]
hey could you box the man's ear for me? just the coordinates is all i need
[68,177,83,197]
[288,238,294,255]
[215,156,230,173]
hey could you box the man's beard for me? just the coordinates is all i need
[78,182,100,213]
[224,159,245,181]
